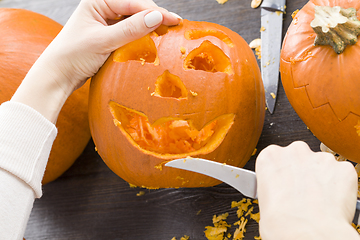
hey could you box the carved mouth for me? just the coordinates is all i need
[109,101,235,158]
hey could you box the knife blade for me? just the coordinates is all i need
[165,157,360,225]
[260,0,286,114]
[166,158,257,198]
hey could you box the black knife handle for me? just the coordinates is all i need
[261,0,286,12]
[352,200,360,225]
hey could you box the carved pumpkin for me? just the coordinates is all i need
[280,1,360,162]
[89,20,265,188]
[0,8,91,184]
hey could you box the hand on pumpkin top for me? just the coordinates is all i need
[255,141,360,240]
[11,0,181,123]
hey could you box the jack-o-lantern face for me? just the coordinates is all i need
[89,20,265,188]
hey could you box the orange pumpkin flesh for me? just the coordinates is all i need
[280,1,360,162]
[0,8,91,184]
[89,20,265,188]
[110,100,235,156]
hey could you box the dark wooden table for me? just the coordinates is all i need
[0,0,317,239]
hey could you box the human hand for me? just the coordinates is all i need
[255,141,360,240]
[11,0,181,123]
[40,0,181,93]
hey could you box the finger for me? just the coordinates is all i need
[287,141,312,153]
[105,0,158,16]
[336,161,358,186]
[163,11,182,26]
[103,0,181,25]
[256,144,282,168]
[255,144,285,184]
[154,7,182,26]
[338,161,358,218]
[103,10,162,51]
[255,142,310,174]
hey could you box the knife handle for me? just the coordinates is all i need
[353,200,360,225]
[261,0,286,12]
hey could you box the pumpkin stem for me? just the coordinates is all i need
[310,6,360,54]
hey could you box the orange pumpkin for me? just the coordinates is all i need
[0,8,91,184]
[280,0,360,162]
[89,20,265,188]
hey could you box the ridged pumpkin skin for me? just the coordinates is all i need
[0,8,91,184]
[89,20,265,188]
[280,0,360,162]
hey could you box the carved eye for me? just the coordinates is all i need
[184,40,234,74]
[113,34,159,65]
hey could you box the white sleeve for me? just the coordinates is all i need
[0,101,57,240]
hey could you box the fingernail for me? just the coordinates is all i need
[144,11,163,28]
[170,12,182,20]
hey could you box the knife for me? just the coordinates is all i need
[165,157,360,225]
[260,0,286,114]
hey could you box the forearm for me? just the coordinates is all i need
[11,53,73,124]
[0,101,57,196]
[0,169,35,240]
[0,101,57,239]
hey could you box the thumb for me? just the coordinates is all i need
[105,10,163,51]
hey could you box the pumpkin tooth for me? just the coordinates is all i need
[153,24,168,36]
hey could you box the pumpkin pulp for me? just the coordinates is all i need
[125,113,217,154]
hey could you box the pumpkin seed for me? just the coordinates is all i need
[251,0,262,9]
[249,38,261,49]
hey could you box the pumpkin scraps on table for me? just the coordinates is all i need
[171,236,190,240]
[216,0,228,4]
[187,196,360,240]
[248,38,261,59]
[203,198,260,240]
